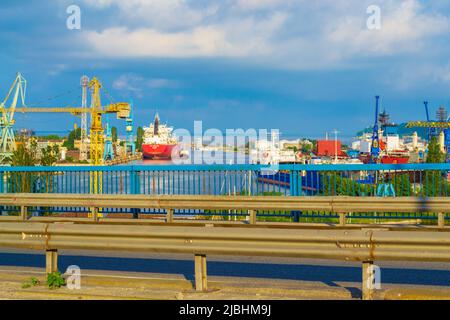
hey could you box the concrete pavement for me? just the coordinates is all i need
[0,249,449,300]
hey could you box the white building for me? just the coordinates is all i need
[385,135,400,151]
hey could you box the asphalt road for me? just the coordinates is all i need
[0,248,449,289]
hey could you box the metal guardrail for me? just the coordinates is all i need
[0,221,449,300]
[0,194,449,299]
[0,193,449,227]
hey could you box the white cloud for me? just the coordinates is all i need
[84,13,286,58]
[148,78,174,89]
[234,0,293,11]
[383,63,450,92]
[83,0,219,31]
[327,0,450,58]
[112,73,177,97]
[80,0,450,69]
[47,63,68,76]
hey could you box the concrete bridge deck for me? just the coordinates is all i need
[1,249,449,300]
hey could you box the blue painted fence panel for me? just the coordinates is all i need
[0,163,449,221]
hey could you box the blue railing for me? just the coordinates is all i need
[1,163,449,222]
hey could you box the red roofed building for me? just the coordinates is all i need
[316,140,347,157]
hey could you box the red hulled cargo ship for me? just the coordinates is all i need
[142,114,179,159]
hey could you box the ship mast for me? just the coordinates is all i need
[154,113,159,135]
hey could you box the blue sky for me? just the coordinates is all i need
[1,0,450,140]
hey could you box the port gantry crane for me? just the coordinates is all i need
[103,114,114,161]
[406,102,450,132]
[0,73,27,163]
[370,95,381,163]
[10,77,131,166]
[0,74,131,192]
[406,102,450,161]
[125,100,136,156]
[80,75,89,161]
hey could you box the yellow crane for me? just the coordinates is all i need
[13,77,130,167]
[406,121,450,129]
[2,75,131,193]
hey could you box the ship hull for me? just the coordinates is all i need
[257,170,321,194]
[380,156,409,164]
[358,154,409,164]
[142,144,178,159]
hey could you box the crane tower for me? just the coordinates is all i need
[126,100,136,155]
[88,77,104,166]
[103,115,114,161]
[80,76,89,161]
[0,73,27,163]
[370,96,381,162]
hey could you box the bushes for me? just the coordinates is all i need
[47,272,66,289]
[322,173,375,196]
[422,171,450,197]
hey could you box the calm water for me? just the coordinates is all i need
[129,150,250,166]
[14,150,286,197]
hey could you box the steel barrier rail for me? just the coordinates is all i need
[0,193,449,227]
[2,194,450,211]
[0,222,449,300]
[331,197,450,212]
[0,193,332,210]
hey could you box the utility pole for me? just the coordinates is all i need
[332,129,339,163]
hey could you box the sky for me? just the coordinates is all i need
[1,0,450,141]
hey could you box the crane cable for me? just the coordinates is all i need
[101,85,116,105]
[26,85,80,107]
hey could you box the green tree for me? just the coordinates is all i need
[301,144,312,154]
[135,126,144,152]
[9,140,38,193]
[426,136,445,163]
[11,140,38,166]
[423,136,447,196]
[62,128,82,150]
[8,139,59,194]
[422,170,449,197]
[392,173,412,196]
[40,145,60,166]
[322,172,374,196]
[111,126,118,143]
[38,134,61,140]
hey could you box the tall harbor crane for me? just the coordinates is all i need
[103,114,114,161]
[0,74,131,171]
[0,73,27,163]
[406,120,450,130]
[406,103,450,131]
[370,96,381,163]
[406,103,450,161]
[424,101,432,141]
[80,75,89,161]
[125,100,136,155]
